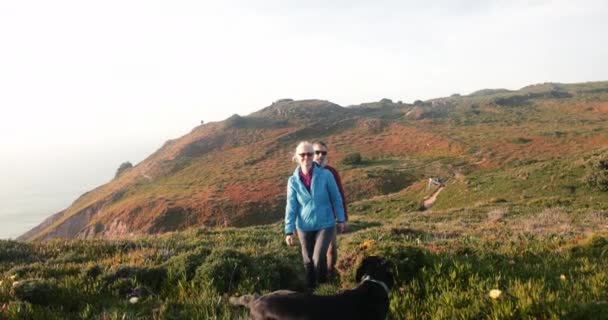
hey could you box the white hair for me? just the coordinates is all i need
[292,141,313,163]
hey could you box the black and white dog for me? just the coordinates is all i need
[230,256,394,320]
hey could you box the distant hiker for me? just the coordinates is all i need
[313,140,347,279]
[284,141,346,290]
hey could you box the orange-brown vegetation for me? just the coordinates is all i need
[20,82,608,241]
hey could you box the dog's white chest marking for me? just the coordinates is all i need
[361,275,390,320]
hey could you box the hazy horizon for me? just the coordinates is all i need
[1,0,607,239]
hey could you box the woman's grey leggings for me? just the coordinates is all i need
[297,226,336,288]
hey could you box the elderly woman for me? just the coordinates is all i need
[285,141,346,289]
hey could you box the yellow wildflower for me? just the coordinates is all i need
[9,275,17,281]
[560,274,566,281]
[489,289,502,300]
[359,239,377,250]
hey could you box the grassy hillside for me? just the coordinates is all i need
[20,81,608,241]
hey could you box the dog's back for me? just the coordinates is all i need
[237,282,389,320]
[231,256,393,320]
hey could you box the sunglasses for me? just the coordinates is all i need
[299,152,314,158]
[314,150,328,156]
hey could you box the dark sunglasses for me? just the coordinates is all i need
[299,152,314,158]
[314,150,327,155]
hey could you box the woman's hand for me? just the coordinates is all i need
[285,234,294,246]
[337,222,347,234]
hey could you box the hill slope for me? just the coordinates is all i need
[20,82,608,241]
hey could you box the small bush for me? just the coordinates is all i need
[9,263,80,279]
[137,266,168,290]
[381,246,428,284]
[107,277,136,297]
[573,236,608,259]
[0,241,33,263]
[512,137,532,144]
[584,151,608,191]
[564,302,608,320]
[13,279,61,306]
[194,249,252,293]
[164,248,210,281]
[82,264,103,279]
[49,251,88,264]
[115,161,133,178]
[342,152,363,165]
[250,254,302,292]
[102,265,167,291]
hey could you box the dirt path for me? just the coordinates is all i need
[423,186,444,209]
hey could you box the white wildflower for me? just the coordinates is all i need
[489,289,502,300]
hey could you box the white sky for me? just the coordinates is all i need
[0,0,607,237]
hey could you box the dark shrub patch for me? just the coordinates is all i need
[194,249,252,293]
[342,152,363,165]
[12,279,62,306]
[49,251,88,264]
[0,241,33,263]
[584,151,608,191]
[588,236,608,258]
[82,264,103,279]
[250,254,302,292]
[164,248,211,281]
[137,266,168,290]
[564,302,608,320]
[107,278,136,297]
[381,246,428,283]
[102,265,167,291]
[9,263,80,279]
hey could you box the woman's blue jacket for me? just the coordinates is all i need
[284,164,345,234]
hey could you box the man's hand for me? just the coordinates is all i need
[285,234,294,246]
[337,222,347,234]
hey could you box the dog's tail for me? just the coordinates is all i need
[229,294,260,308]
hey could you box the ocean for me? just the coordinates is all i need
[0,189,81,239]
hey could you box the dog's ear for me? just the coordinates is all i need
[355,259,366,282]
[355,256,381,282]
[355,256,372,282]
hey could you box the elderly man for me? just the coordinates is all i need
[312,141,347,279]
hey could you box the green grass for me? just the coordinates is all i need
[2,203,608,319]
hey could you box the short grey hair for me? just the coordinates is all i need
[292,141,313,162]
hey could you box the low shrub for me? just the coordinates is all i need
[194,249,252,293]
[250,254,302,292]
[584,151,608,191]
[164,248,210,281]
[563,302,608,320]
[12,279,60,306]
[341,152,363,165]
[0,241,33,263]
[102,265,167,291]
[380,246,428,284]
[9,263,80,279]
[82,264,103,279]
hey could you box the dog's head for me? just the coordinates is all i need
[355,256,394,290]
